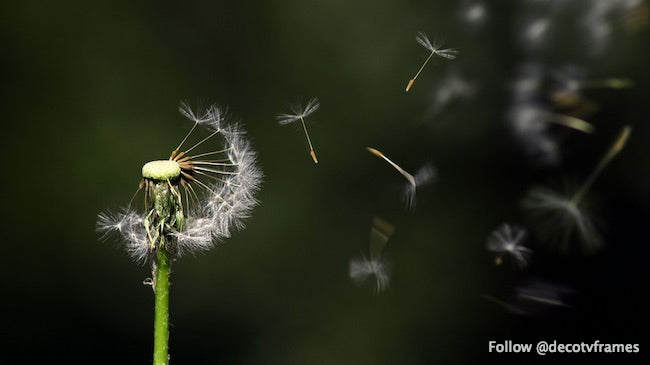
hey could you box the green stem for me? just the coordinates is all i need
[153,248,171,365]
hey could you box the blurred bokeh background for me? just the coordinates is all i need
[1,0,648,363]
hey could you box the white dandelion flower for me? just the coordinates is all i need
[486,224,532,269]
[406,32,458,92]
[97,102,262,263]
[367,147,437,209]
[523,126,631,254]
[349,217,394,294]
[277,97,320,164]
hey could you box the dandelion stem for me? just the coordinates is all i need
[406,51,434,92]
[153,247,171,365]
[571,125,631,204]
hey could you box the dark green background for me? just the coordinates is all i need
[2,0,648,363]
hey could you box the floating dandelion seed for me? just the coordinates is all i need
[511,103,595,136]
[516,279,573,309]
[277,98,320,164]
[461,1,487,26]
[579,0,650,56]
[523,125,631,254]
[97,102,262,365]
[429,68,476,116]
[406,32,458,92]
[367,147,436,209]
[486,224,532,269]
[349,217,395,294]
[508,64,596,166]
[483,279,573,316]
[524,17,551,44]
[481,294,528,316]
[551,68,633,110]
[402,164,436,209]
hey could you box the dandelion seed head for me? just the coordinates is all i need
[97,102,262,262]
[486,224,532,269]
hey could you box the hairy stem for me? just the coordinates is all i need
[153,247,171,365]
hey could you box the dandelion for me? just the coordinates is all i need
[367,147,436,209]
[405,32,458,92]
[523,125,631,254]
[349,217,395,294]
[277,97,320,164]
[97,102,262,365]
[486,224,532,269]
